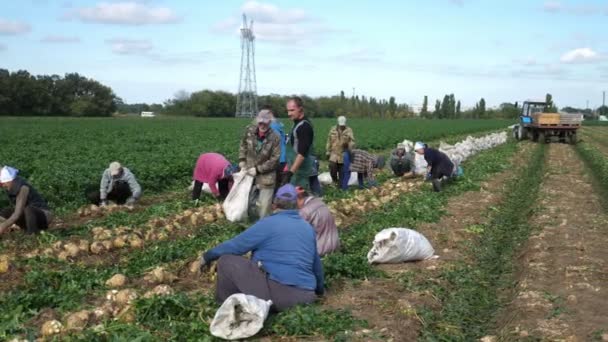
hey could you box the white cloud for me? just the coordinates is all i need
[212,1,336,44]
[543,1,562,12]
[106,38,153,55]
[65,2,180,25]
[0,19,31,35]
[41,35,80,43]
[560,48,602,64]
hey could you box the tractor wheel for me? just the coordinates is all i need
[569,132,577,145]
[513,126,520,140]
[518,125,526,140]
[532,130,539,142]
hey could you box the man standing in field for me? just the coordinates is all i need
[199,184,324,312]
[350,149,385,189]
[326,116,355,187]
[191,152,236,203]
[284,96,314,190]
[239,110,281,218]
[414,142,454,192]
[87,161,141,207]
[390,143,415,177]
[0,166,52,235]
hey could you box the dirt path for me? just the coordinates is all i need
[497,143,608,341]
[322,143,534,341]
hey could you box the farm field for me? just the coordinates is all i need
[1,119,608,341]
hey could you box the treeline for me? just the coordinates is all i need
[0,69,117,116]
[160,90,414,118]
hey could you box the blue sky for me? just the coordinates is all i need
[1,0,607,109]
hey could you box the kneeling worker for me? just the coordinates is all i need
[192,152,236,202]
[414,142,454,192]
[296,186,339,256]
[88,161,142,206]
[0,166,52,235]
[199,184,324,312]
[390,143,415,178]
[350,149,385,189]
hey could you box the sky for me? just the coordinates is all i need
[1,0,608,109]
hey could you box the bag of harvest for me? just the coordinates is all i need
[367,228,435,264]
[222,171,254,222]
[210,294,272,340]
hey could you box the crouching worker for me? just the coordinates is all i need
[350,149,385,189]
[0,166,52,235]
[296,186,339,256]
[87,162,141,206]
[192,152,236,202]
[199,184,324,312]
[390,143,415,178]
[414,142,454,192]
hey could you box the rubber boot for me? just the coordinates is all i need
[432,179,442,192]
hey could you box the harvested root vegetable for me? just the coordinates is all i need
[92,303,113,320]
[101,240,113,251]
[77,240,90,252]
[144,230,157,241]
[0,256,10,273]
[40,320,63,336]
[52,241,64,251]
[143,266,177,284]
[116,305,136,323]
[157,232,169,241]
[183,209,194,217]
[65,310,90,331]
[113,236,126,248]
[203,213,215,223]
[90,205,101,213]
[115,289,138,305]
[106,289,119,302]
[129,236,144,248]
[144,284,174,298]
[189,260,201,274]
[94,229,112,241]
[57,251,70,261]
[190,214,199,226]
[105,274,127,288]
[42,248,54,257]
[380,196,391,204]
[90,241,106,255]
[164,224,175,232]
[64,243,80,257]
[24,249,39,259]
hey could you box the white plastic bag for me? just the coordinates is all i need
[222,171,254,222]
[413,153,428,175]
[401,139,414,153]
[318,172,333,185]
[367,228,435,264]
[210,294,272,340]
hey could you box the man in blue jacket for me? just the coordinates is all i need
[199,184,325,312]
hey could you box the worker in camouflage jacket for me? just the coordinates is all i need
[325,116,355,187]
[239,110,282,218]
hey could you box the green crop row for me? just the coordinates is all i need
[576,141,608,208]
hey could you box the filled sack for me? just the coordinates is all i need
[367,228,435,264]
[222,171,254,222]
[210,294,272,340]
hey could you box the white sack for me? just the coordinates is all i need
[413,153,428,175]
[401,139,414,153]
[222,171,254,222]
[367,228,435,264]
[210,294,272,340]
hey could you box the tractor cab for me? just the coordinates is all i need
[519,101,546,126]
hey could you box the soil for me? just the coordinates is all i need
[496,143,608,341]
[322,143,535,341]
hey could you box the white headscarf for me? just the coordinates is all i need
[414,142,425,150]
[0,166,19,183]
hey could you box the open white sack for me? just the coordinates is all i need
[367,228,435,264]
[210,294,272,340]
[222,171,254,222]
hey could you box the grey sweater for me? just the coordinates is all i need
[100,167,142,200]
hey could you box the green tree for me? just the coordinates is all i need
[456,100,461,118]
[421,95,428,117]
[544,93,557,112]
[434,99,441,118]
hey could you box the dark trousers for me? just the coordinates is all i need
[309,176,322,196]
[430,164,453,192]
[391,163,410,177]
[275,162,286,193]
[215,255,317,312]
[329,162,343,185]
[357,172,368,189]
[192,179,230,201]
[86,181,132,205]
[0,206,48,234]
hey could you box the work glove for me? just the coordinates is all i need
[282,171,293,185]
[100,200,107,207]
[247,167,257,177]
[238,161,246,171]
[426,173,432,181]
[199,254,209,273]
[126,197,136,205]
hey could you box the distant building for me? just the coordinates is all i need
[141,111,156,118]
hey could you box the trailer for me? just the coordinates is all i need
[512,101,582,144]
